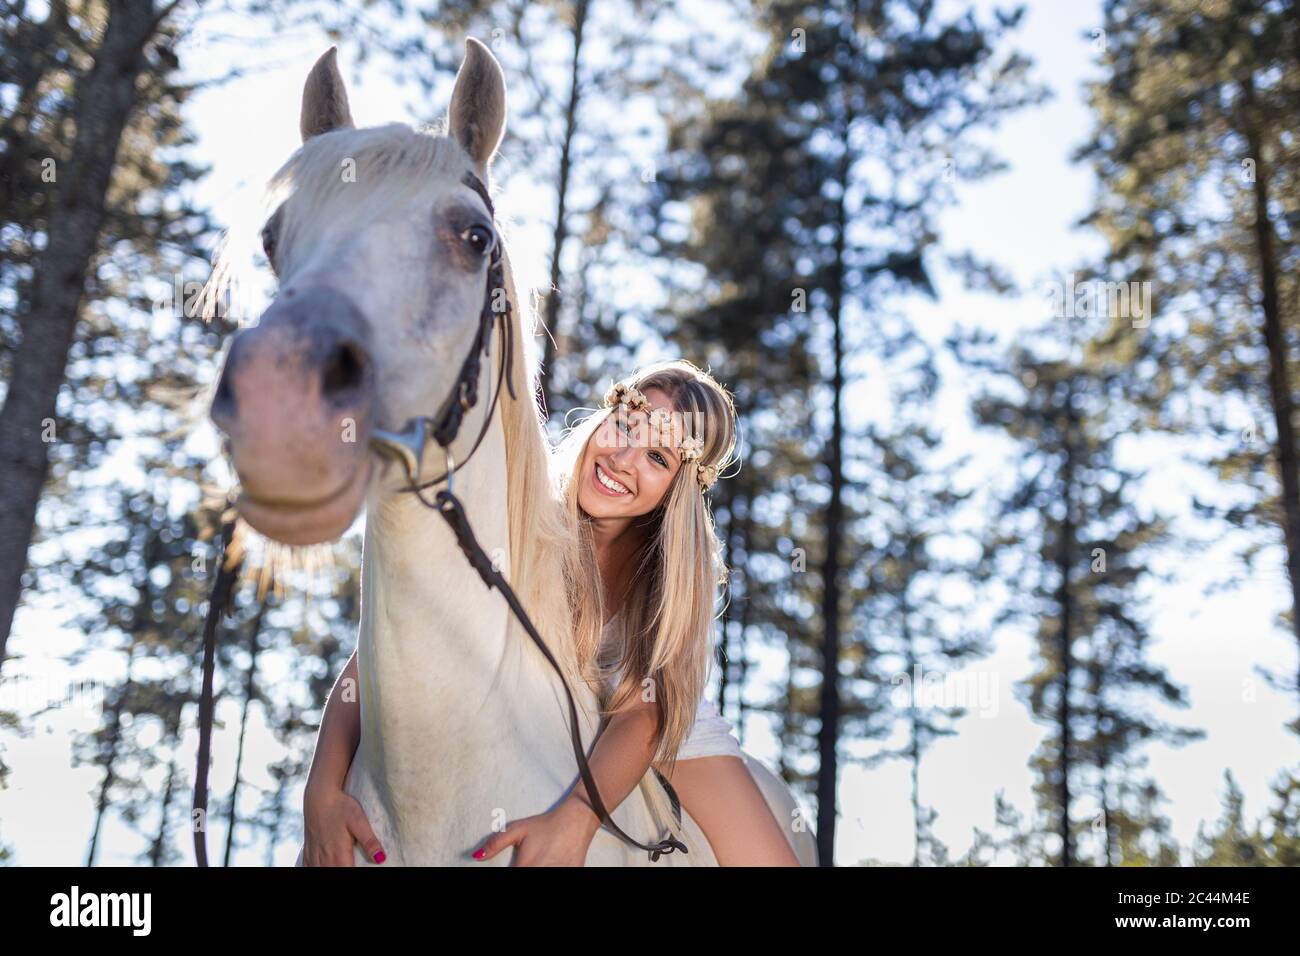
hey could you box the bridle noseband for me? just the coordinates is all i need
[194,172,686,866]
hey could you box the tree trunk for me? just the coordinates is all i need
[1057,381,1077,867]
[1241,76,1300,725]
[537,0,589,420]
[0,0,165,665]
[814,138,850,867]
[87,507,164,864]
[223,597,268,866]
[265,778,286,867]
[779,662,795,778]
[903,589,922,867]
[148,732,179,867]
[1087,645,1113,867]
[716,479,738,711]
[85,644,137,866]
[717,482,753,720]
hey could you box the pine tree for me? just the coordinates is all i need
[0,0,208,662]
[1193,770,1270,865]
[654,0,1041,863]
[959,321,1201,865]
[1258,766,1300,866]
[1075,0,1300,733]
[408,0,685,419]
[1109,775,1182,865]
[849,359,986,867]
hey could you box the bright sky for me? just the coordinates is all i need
[1,0,1297,866]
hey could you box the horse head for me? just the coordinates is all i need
[210,40,510,545]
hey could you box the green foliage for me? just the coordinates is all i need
[956,317,1200,865]
[1077,0,1300,681]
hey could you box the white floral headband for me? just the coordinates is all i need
[602,382,720,491]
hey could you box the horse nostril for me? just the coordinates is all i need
[211,334,246,424]
[212,368,235,420]
[321,340,368,399]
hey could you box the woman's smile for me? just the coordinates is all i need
[577,385,681,521]
[592,461,633,497]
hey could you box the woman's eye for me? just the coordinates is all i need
[461,224,494,256]
[651,452,667,467]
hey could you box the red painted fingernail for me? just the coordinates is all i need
[472,848,486,860]
[373,850,386,864]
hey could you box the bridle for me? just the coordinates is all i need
[366,172,514,500]
[193,172,687,866]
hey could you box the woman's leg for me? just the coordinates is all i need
[660,755,801,866]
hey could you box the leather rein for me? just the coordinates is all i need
[193,172,686,865]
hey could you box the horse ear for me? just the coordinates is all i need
[301,47,355,142]
[448,37,506,172]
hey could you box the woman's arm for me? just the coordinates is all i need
[305,648,362,794]
[302,648,386,865]
[559,701,662,842]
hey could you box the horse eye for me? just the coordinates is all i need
[460,224,494,256]
[261,224,277,268]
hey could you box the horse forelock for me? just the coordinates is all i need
[198,123,481,328]
[268,122,479,276]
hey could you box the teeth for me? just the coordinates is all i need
[596,463,630,495]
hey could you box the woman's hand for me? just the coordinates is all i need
[472,797,600,866]
[303,782,387,866]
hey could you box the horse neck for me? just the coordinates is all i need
[350,394,621,862]
[357,408,513,742]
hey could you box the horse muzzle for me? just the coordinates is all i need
[210,285,377,544]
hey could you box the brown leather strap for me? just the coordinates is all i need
[431,488,688,861]
[193,515,243,868]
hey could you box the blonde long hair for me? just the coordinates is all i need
[553,359,740,776]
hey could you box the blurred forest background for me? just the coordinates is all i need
[1,0,1298,866]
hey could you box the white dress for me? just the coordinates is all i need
[596,613,743,762]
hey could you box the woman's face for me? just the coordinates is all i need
[577,386,683,519]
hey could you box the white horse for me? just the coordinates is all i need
[207,38,817,866]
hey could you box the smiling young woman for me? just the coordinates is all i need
[472,359,800,865]
[302,359,801,866]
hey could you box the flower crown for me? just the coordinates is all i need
[602,382,720,491]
